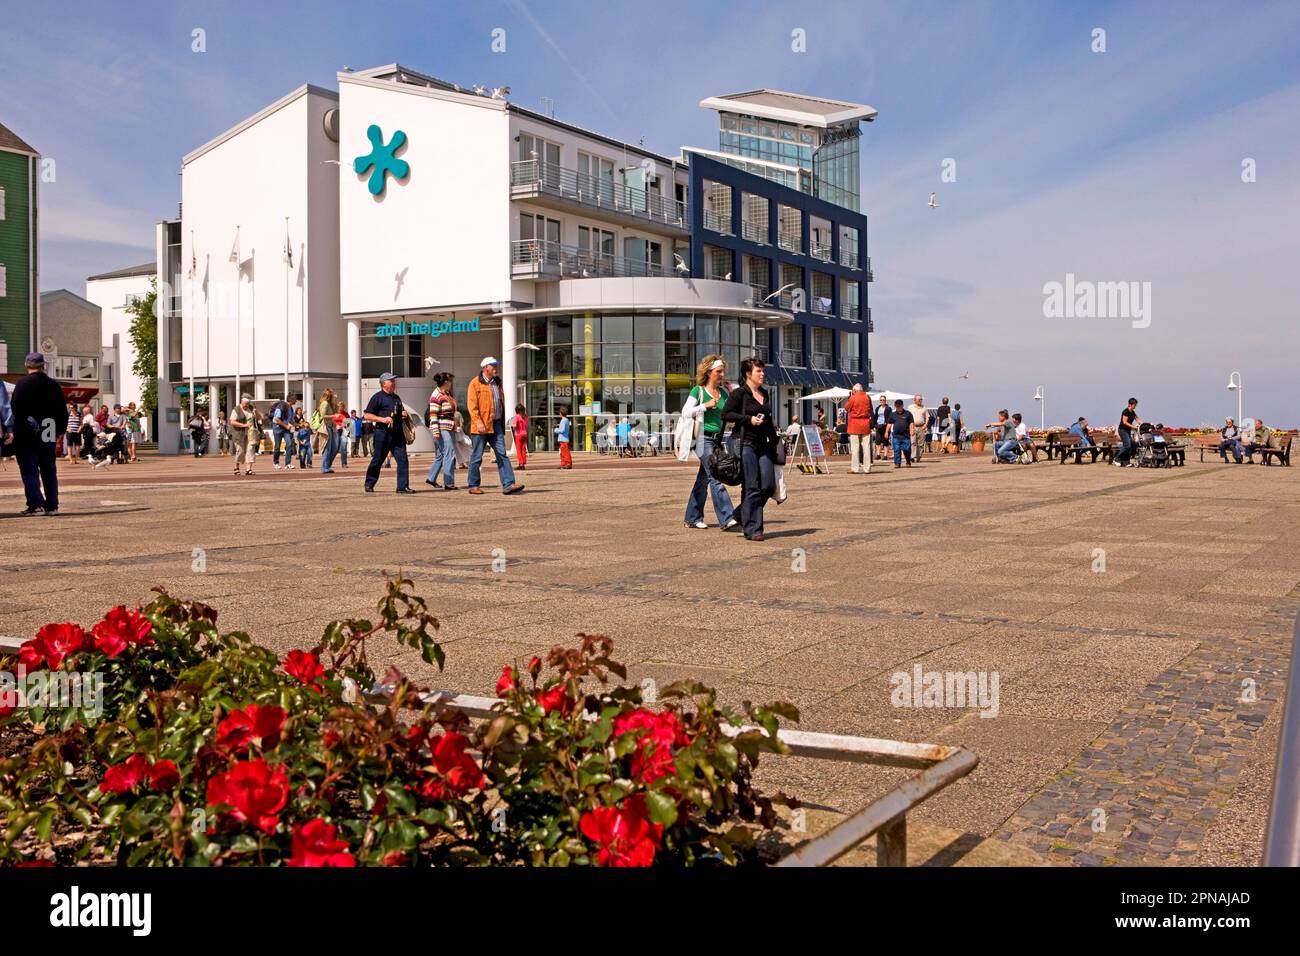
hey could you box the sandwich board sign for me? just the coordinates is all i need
[795,425,830,474]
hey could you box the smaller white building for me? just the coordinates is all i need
[86,261,156,411]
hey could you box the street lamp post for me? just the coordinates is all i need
[1033,385,1045,434]
[1227,372,1243,426]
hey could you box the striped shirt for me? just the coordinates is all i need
[67,412,81,433]
[428,391,457,432]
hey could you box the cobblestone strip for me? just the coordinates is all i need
[993,586,1300,866]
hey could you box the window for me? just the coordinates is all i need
[0,186,5,220]
[578,225,614,275]
[704,245,732,281]
[577,152,615,204]
[622,236,662,276]
[125,293,142,308]
[0,263,6,298]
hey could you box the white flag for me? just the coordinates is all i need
[228,229,239,264]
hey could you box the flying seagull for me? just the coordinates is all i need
[958,371,970,380]
[928,192,938,209]
[673,253,690,275]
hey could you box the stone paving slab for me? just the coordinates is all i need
[1,449,1296,866]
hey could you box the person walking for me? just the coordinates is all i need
[885,399,915,468]
[11,353,68,515]
[333,407,350,469]
[907,394,928,463]
[873,394,891,461]
[79,404,95,460]
[317,389,341,474]
[949,402,964,450]
[555,405,573,469]
[682,354,739,531]
[229,395,259,476]
[1114,397,1142,467]
[722,357,778,541]
[126,402,142,461]
[64,403,82,464]
[466,357,524,496]
[511,404,530,470]
[843,383,873,474]
[0,378,13,470]
[362,373,414,494]
[187,409,206,458]
[269,395,297,470]
[424,372,458,490]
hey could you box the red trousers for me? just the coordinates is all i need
[514,431,527,467]
[559,441,572,468]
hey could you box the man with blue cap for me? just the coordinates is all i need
[362,372,414,493]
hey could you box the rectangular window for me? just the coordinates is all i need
[577,151,616,205]
[0,263,6,298]
[0,186,5,220]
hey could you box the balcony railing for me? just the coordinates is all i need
[811,294,835,316]
[839,301,860,323]
[810,241,832,262]
[702,209,733,235]
[811,352,834,371]
[842,355,861,373]
[510,159,686,230]
[741,220,769,244]
[511,240,667,280]
[864,256,874,281]
[839,243,859,269]
[748,283,771,306]
[780,348,804,367]
[866,307,874,333]
[754,343,770,363]
[778,229,802,253]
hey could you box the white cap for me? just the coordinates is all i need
[480,356,498,367]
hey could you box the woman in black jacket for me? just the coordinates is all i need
[722,357,779,541]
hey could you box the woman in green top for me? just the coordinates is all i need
[682,354,739,531]
[318,388,341,473]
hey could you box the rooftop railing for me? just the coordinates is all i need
[510,159,687,230]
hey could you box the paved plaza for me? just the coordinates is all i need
[1,449,1296,866]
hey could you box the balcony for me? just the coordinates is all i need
[864,256,874,281]
[747,283,771,307]
[754,343,770,363]
[702,209,733,235]
[839,301,860,323]
[779,348,804,367]
[810,241,832,263]
[510,160,687,234]
[811,294,835,316]
[741,220,769,245]
[811,352,834,371]
[866,307,874,333]
[839,243,859,269]
[511,240,667,281]
[778,229,801,253]
[843,355,861,373]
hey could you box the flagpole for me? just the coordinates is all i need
[250,248,256,395]
[188,230,195,426]
[233,226,241,401]
[284,217,290,399]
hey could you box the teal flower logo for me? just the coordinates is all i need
[354,125,409,196]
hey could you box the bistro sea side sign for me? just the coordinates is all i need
[376,317,481,338]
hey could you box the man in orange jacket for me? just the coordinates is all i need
[843,383,873,474]
[466,357,525,496]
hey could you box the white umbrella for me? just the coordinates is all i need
[871,389,918,405]
[800,387,852,401]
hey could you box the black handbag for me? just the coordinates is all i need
[709,432,743,486]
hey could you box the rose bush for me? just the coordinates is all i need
[0,578,795,866]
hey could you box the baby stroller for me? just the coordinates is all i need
[1135,423,1171,468]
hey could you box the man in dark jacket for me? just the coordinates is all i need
[11,352,68,515]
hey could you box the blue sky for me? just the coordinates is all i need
[3,0,1298,424]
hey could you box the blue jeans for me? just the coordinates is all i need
[469,420,517,490]
[995,439,1018,462]
[426,429,456,487]
[1116,430,1135,464]
[891,435,912,466]
[272,424,290,465]
[18,443,58,511]
[684,432,735,526]
[339,431,348,467]
[365,428,408,490]
[321,428,340,472]
[739,443,775,537]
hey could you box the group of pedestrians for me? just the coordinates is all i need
[64,400,142,466]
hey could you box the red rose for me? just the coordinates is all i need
[206,758,289,834]
[100,753,151,794]
[527,656,542,678]
[283,650,324,688]
[494,665,516,697]
[612,708,689,783]
[323,729,341,750]
[536,684,572,716]
[31,623,89,669]
[215,704,286,753]
[91,607,153,659]
[579,794,663,867]
[17,639,46,672]
[0,684,18,719]
[146,760,180,791]
[288,819,355,868]
[425,732,485,795]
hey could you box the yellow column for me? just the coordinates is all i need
[582,312,596,452]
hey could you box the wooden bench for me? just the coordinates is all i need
[1251,433,1293,466]
[1050,433,1108,464]
[1192,434,1240,463]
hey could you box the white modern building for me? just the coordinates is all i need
[156,65,872,454]
[86,260,155,411]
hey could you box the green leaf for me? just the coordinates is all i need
[644,790,679,828]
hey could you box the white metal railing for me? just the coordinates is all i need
[510,239,666,279]
[780,348,804,367]
[811,351,834,371]
[839,301,860,322]
[703,209,733,235]
[510,159,686,229]
[748,283,771,306]
[810,242,832,262]
[778,230,802,253]
[811,295,835,316]
[741,220,769,244]
[839,243,859,269]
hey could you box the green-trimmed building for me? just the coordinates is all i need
[0,120,39,376]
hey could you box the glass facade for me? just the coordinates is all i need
[812,125,861,211]
[522,311,757,451]
[360,321,425,378]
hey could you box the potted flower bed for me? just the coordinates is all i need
[968,431,989,453]
[0,579,798,867]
